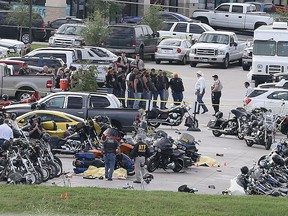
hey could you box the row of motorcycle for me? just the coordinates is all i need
[0,126,63,184]
[225,138,288,197]
[207,107,288,150]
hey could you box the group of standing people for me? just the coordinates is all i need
[106,52,185,109]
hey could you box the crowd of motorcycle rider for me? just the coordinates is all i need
[106,52,185,109]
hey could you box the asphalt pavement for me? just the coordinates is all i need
[42,60,286,195]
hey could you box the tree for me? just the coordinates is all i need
[273,9,288,22]
[5,4,42,43]
[72,65,99,92]
[86,0,124,21]
[142,5,164,32]
[80,10,109,46]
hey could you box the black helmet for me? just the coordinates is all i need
[250,115,257,121]
[143,173,153,184]
[2,94,8,101]
[272,154,285,166]
[240,166,249,175]
[215,111,223,119]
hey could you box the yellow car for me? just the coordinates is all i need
[17,110,85,137]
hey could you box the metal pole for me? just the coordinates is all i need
[29,0,32,44]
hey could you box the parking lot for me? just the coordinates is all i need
[44,60,285,194]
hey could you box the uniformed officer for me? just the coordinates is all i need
[131,135,150,183]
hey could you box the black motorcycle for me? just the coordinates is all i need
[146,135,191,173]
[244,110,275,150]
[207,107,248,139]
[144,103,197,129]
[174,130,201,164]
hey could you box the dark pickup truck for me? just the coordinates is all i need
[3,92,139,132]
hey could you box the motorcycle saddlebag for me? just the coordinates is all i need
[184,116,194,128]
[73,159,104,168]
[73,167,88,174]
[75,152,95,160]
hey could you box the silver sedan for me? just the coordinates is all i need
[155,38,192,65]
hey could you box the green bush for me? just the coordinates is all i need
[71,65,99,92]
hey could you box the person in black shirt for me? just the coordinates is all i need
[133,71,144,109]
[106,68,114,94]
[130,136,150,183]
[102,137,119,181]
[117,70,126,107]
[153,70,165,109]
[19,63,30,75]
[29,117,42,139]
[169,73,184,105]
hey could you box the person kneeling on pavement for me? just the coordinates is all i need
[130,136,150,184]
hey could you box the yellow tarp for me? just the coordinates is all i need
[83,166,127,180]
[198,156,220,167]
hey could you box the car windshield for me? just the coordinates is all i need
[198,33,229,44]
[161,22,174,31]
[56,24,85,35]
[108,26,134,36]
[254,40,276,56]
[91,48,110,57]
[277,41,288,57]
[159,40,181,46]
[248,89,268,97]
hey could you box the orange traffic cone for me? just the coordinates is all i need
[64,193,69,198]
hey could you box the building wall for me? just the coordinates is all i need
[45,0,67,22]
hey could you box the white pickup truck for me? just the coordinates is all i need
[192,3,273,30]
[189,31,248,68]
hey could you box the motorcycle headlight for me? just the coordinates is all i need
[241,116,247,121]
[218,50,225,55]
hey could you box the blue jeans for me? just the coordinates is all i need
[172,92,183,105]
[107,88,113,94]
[105,153,116,179]
[128,88,134,108]
[153,90,164,109]
[133,92,142,109]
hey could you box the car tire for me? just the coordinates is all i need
[222,55,229,69]
[242,65,250,71]
[139,47,144,60]
[21,32,31,44]
[190,62,197,67]
[155,59,161,64]
[17,91,33,101]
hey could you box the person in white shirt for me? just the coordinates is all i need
[0,118,13,145]
[194,71,208,114]
[244,82,254,96]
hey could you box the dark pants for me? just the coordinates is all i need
[196,89,208,113]
[172,92,183,105]
[153,89,164,109]
[212,91,221,114]
[118,89,126,107]
[105,153,116,179]
[128,88,134,108]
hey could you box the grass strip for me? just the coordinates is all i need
[0,184,285,216]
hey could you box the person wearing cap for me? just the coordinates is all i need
[211,75,223,115]
[195,71,208,114]
[130,135,150,184]
[169,72,184,105]
[131,54,145,71]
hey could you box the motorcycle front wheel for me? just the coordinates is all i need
[146,157,159,172]
[173,159,184,172]
[212,130,222,137]
[245,139,254,147]
[53,156,63,177]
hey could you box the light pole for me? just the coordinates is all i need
[29,0,32,44]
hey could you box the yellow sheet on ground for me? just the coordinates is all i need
[198,156,220,167]
[83,166,127,179]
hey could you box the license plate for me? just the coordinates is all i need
[201,58,208,62]
[162,50,172,53]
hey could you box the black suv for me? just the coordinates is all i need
[8,56,64,69]
[104,24,158,59]
[45,17,84,40]
[0,10,46,43]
